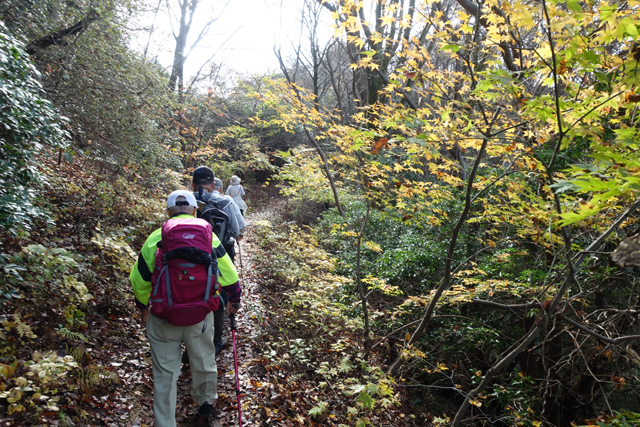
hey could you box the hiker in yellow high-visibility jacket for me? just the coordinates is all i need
[130,190,241,427]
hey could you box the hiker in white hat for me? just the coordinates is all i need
[226,175,247,215]
[130,189,242,427]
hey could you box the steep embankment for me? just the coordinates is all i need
[0,157,173,426]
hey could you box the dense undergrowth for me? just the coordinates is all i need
[247,195,438,427]
[0,154,637,427]
[0,152,176,425]
[0,154,439,426]
[305,199,640,427]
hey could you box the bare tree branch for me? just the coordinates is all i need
[274,48,345,217]
[26,11,99,55]
[558,314,640,345]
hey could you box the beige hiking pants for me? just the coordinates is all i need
[146,311,217,427]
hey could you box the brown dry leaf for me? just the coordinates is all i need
[611,233,640,267]
[371,137,389,154]
[626,345,640,367]
[558,59,568,75]
[627,93,640,103]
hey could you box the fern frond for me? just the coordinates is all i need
[12,314,36,338]
[65,343,87,362]
[57,327,88,343]
[77,366,119,393]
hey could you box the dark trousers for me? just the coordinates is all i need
[214,287,228,345]
[216,240,234,344]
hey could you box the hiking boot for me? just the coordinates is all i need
[195,401,217,426]
[214,337,226,355]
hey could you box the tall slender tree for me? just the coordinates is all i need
[166,0,224,93]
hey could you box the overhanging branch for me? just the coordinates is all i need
[26,11,99,55]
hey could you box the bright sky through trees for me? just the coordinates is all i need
[134,0,334,77]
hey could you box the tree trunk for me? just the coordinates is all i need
[168,0,194,92]
[357,204,372,358]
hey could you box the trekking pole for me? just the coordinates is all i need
[237,239,245,284]
[230,310,243,427]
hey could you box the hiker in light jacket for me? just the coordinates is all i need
[226,175,247,215]
[214,177,245,240]
[130,190,242,427]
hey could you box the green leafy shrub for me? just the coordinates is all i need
[318,201,450,292]
[476,248,543,283]
[0,21,68,235]
[0,350,78,416]
[91,231,137,273]
[0,253,26,301]
[579,411,640,427]
[6,244,77,293]
[2,245,94,327]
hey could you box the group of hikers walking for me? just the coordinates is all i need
[130,166,248,427]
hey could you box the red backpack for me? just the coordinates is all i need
[149,218,220,326]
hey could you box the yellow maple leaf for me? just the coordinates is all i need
[371,32,384,44]
[380,15,396,28]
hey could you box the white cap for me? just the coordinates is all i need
[166,190,197,208]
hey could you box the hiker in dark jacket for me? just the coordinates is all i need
[130,190,242,427]
[191,167,241,354]
[191,166,240,263]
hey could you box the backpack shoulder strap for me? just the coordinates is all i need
[213,244,226,259]
[217,197,231,208]
[202,206,229,220]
